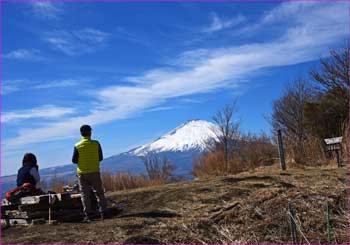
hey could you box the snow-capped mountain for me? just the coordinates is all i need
[131,120,219,155]
[101,119,219,177]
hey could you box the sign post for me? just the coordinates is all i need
[324,137,343,167]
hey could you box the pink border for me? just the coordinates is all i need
[0,0,349,245]
[1,0,349,2]
[347,3,350,244]
[0,0,3,243]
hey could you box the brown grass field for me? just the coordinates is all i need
[1,164,349,244]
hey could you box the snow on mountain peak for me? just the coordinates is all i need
[131,119,219,156]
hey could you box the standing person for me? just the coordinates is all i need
[72,124,107,223]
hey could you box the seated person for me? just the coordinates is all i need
[6,153,44,202]
[17,152,41,189]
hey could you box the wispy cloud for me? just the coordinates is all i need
[3,49,42,61]
[4,2,347,148]
[145,106,174,113]
[45,28,110,56]
[113,27,153,48]
[1,80,25,95]
[32,79,83,89]
[74,28,109,43]
[2,78,85,96]
[180,98,203,104]
[235,2,343,39]
[31,2,63,20]
[2,84,19,95]
[203,12,246,33]
[261,2,317,24]
[168,49,211,67]
[2,105,76,123]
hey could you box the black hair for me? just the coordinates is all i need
[22,153,37,167]
[80,124,92,137]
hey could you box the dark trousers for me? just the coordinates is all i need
[78,172,107,216]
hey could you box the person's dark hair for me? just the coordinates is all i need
[80,124,92,137]
[22,153,37,167]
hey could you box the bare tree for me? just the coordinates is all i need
[271,77,314,162]
[141,154,175,182]
[212,101,240,172]
[311,47,349,94]
[310,47,349,135]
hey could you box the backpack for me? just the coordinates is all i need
[5,183,37,204]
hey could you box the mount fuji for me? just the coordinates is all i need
[101,120,219,177]
[1,120,219,193]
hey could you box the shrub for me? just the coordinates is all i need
[101,171,169,192]
[193,133,278,178]
[141,155,176,182]
[42,169,174,194]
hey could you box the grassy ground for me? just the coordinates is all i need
[1,164,349,244]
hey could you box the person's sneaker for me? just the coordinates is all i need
[100,212,104,221]
[83,216,91,223]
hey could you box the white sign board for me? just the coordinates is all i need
[324,137,342,145]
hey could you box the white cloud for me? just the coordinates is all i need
[2,105,76,123]
[3,49,42,61]
[169,49,212,67]
[114,27,152,47]
[203,13,246,33]
[180,98,203,104]
[4,2,347,148]
[74,28,109,43]
[45,28,110,55]
[2,84,19,95]
[236,2,346,38]
[262,2,318,24]
[33,79,82,89]
[1,80,25,95]
[31,2,63,19]
[1,79,84,95]
[145,106,174,113]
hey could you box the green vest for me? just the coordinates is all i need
[75,137,100,174]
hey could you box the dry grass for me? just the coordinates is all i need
[2,165,348,244]
[42,176,71,193]
[193,150,228,177]
[193,131,343,180]
[193,133,277,178]
[50,179,66,193]
[285,135,329,166]
[101,171,166,192]
[43,171,168,194]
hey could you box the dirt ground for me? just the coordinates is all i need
[1,165,349,244]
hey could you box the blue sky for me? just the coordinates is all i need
[1,1,348,175]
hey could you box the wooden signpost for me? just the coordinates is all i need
[324,136,343,167]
